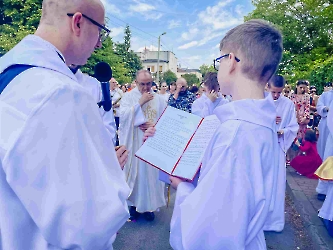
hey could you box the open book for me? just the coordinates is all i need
[135,106,221,181]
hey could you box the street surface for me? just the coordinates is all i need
[114,188,315,250]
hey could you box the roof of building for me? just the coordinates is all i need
[177,68,200,73]
[142,59,169,63]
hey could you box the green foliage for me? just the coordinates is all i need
[245,0,333,89]
[81,38,131,84]
[199,64,216,78]
[161,70,177,85]
[114,25,142,80]
[182,73,200,85]
[309,56,333,94]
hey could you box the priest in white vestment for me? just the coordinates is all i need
[264,75,299,232]
[0,1,130,249]
[316,90,333,197]
[192,72,229,117]
[119,70,166,221]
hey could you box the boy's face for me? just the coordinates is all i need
[268,85,284,100]
[217,50,232,95]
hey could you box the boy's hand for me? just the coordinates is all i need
[143,127,156,143]
[276,116,282,124]
[207,90,218,103]
[115,145,128,170]
[170,176,192,189]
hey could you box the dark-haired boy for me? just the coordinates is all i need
[263,75,298,232]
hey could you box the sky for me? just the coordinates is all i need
[102,0,254,69]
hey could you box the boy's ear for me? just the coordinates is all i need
[227,53,237,74]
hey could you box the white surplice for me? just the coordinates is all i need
[318,102,333,220]
[119,87,167,212]
[192,93,229,118]
[75,69,117,145]
[0,35,130,250]
[170,94,279,250]
[264,95,298,232]
[316,91,333,195]
[110,88,123,118]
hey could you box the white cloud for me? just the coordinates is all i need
[109,27,124,38]
[181,28,199,41]
[178,41,198,50]
[101,0,121,15]
[145,13,163,20]
[129,1,156,13]
[168,20,181,29]
[235,4,244,16]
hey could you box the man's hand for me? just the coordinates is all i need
[143,127,156,143]
[139,121,154,132]
[176,82,183,93]
[139,92,154,106]
[207,90,218,103]
[170,176,187,190]
[115,145,128,170]
[276,116,282,124]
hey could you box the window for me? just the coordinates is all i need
[159,66,162,72]
[147,67,151,72]
[151,66,155,72]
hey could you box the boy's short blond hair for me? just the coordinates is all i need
[220,19,283,83]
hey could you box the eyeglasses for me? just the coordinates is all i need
[139,82,153,87]
[214,54,240,71]
[67,13,110,42]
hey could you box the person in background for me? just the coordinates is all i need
[288,80,310,162]
[324,82,332,92]
[283,84,292,98]
[159,81,170,104]
[291,129,322,179]
[152,82,159,93]
[192,72,229,118]
[168,77,196,113]
[121,84,127,93]
[309,85,319,129]
[169,81,177,95]
[189,85,199,98]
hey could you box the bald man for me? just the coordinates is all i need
[168,77,196,113]
[0,1,130,249]
[119,70,166,221]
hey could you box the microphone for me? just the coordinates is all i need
[94,62,112,112]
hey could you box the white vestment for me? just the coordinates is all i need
[264,95,298,232]
[170,94,279,250]
[159,92,170,104]
[192,93,229,118]
[0,35,130,250]
[318,102,333,220]
[110,88,123,118]
[316,91,333,195]
[75,69,117,145]
[119,87,166,212]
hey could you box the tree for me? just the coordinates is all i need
[161,70,177,85]
[81,37,131,84]
[0,0,132,84]
[114,25,142,80]
[182,74,200,85]
[199,64,216,78]
[245,0,333,87]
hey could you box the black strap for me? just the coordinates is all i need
[0,64,35,94]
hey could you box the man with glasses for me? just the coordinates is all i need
[168,77,196,113]
[0,0,130,249]
[119,70,167,221]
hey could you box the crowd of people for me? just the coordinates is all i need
[0,0,333,249]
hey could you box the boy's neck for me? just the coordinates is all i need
[230,75,265,101]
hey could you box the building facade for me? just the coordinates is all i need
[176,68,203,82]
[135,49,178,76]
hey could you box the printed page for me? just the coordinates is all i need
[172,115,221,180]
[135,106,202,174]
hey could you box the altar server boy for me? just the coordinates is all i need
[169,20,283,250]
[263,75,298,232]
